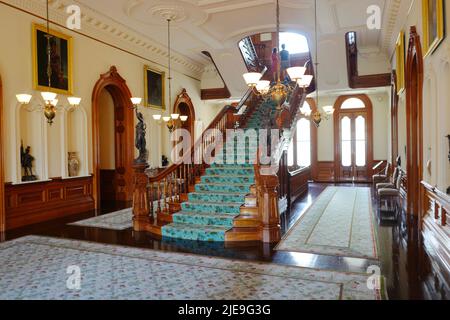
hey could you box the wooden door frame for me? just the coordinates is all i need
[173,88,196,147]
[0,75,5,234]
[405,26,424,217]
[391,70,399,167]
[333,94,374,182]
[92,66,134,209]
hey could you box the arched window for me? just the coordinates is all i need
[288,101,312,168]
[341,97,366,109]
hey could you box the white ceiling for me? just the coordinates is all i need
[72,0,403,97]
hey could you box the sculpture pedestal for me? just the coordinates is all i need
[132,162,150,231]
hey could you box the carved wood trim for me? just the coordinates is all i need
[405,27,424,217]
[333,94,374,182]
[173,89,196,148]
[201,51,231,100]
[0,75,4,233]
[92,66,134,209]
[391,70,399,166]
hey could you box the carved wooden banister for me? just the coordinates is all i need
[137,105,236,223]
[253,85,308,243]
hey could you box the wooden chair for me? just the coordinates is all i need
[372,161,390,188]
[376,166,400,191]
[378,171,403,218]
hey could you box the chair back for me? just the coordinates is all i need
[395,171,403,190]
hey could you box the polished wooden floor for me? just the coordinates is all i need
[2,183,449,300]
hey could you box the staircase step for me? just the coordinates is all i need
[172,211,237,228]
[201,175,255,184]
[195,183,253,193]
[161,223,230,242]
[205,167,254,176]
[182,201,243,214]
[188,192,246,203]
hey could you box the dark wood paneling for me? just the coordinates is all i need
[289,168,310,205]
[100,169,115,202]
[5,176,94,230]
[314,162,335,182]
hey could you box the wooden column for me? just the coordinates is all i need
[132,162,150,231]
[0,75,4,234]
[258,172,281,243]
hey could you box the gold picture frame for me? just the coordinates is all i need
[422,0,445,57]
[395,31,405,94]
[32,23,73,95]
[144,65,166,110]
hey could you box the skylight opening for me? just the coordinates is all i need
[279,32,309,54]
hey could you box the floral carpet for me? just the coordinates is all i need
[69,208,132,230]
[276,187,379,260]
[0,236,384,300]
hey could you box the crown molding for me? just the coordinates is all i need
[2,0,205,79]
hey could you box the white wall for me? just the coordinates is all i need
[0,4,223,182]
[316,93,390,162]
[390,0,450,193]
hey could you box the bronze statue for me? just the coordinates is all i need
[21,142,37,181]
[134,110,148,164]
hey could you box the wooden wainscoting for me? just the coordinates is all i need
[100,169,116,202]
[314,162,335,182]
[421,182,450,273]
[288,167,311,206]
[4,176,94,230]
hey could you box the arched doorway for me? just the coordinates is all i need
[0,75,5,234]
[92,66,134,209]
[173,89,196,146]
[334,94,374,182]
[405,27,424,217]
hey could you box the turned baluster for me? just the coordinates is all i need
[149,182,154,217]
[157,180,162,214]
[163,177,168,212]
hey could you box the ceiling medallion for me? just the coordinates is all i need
[148,5,187,23]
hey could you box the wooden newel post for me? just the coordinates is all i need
[132,162,150,231]
[258,174,281,243]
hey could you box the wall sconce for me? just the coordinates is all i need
[154,113,188,133]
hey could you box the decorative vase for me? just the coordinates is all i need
[68,152,80,177]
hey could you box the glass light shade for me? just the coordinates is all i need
[323,105,335,115]
[286,67,306,81]
[51,99,59,106]
[153,114,162,121]
[256,80,270,94]
[131,97,142,105]
[171,114,180,120]
[180,115,188,122]
[243,72,262,87]
[41,92,57,102]
[163,116,171,122]
[16,94,32,104]
[297,75,313,87]
[67,97,82,106]
[300,104,312,116]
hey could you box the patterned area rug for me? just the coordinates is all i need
[0,236,384,300]
[276,187,379,260]
[69,208,132,230]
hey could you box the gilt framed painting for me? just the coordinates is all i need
[422,0,445,57]
[32,23,73,95]
[395,31,405,94]
[144,66,165,110]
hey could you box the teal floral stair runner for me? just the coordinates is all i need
[161,101,278,241]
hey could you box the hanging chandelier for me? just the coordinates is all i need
[242,0,313,108]
[16,0,81,125]
[299,0,334,127]
[152,17,188,132]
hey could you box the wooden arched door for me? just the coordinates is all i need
[92,66,134,209]
[173,89,196,147]
[405,27,424,217]
[334,94,374,182]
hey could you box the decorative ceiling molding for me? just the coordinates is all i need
[380,0,402,53]
[4,0,205,78]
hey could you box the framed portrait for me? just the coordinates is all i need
[32,23,73,95]
[422,0,445,57]
[395,31,405,94]
[144,66,165,110]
